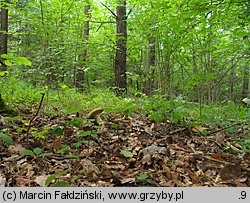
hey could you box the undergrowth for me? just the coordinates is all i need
[1,76,249,126]
[0,76,249,154]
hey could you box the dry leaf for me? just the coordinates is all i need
[34,175,49,187]
[80,159,100,176]
[8,144,26,154]
[233,143,242,149]
[121,177,135,184]
[53,138,62,150]
[0,174,6,187]
[220,163,241,180]
[15,177,30,187]
[192,126,207,133]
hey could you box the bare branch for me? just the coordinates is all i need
[127,5,135,17]
[101,3,117,18]
[90,20,115,24]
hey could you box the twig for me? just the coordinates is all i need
[187,143,196,153]
[26,93,45,144]
[127,5,135,17]
[204,156,231,165]
[169,127,186,135]
[101,3,117,18]
[171,144,192,153]
[206,122,243,136]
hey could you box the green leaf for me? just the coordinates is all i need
[45,169,71,186]
[57,145,70,154]
[67,120,81,128]
[23,149,35,156]
[65,154,79,159]
[45,174,57,186]
[73,142,82,148]
[0,71,9,76]
[1,54,9,59]
[33,147,42,155]
[136,173,149,181]
[59,83,68,89]
[18,57,32,66]
[51,126,64,136]
[39,152,53,157]
[111,123,119,129]
[90,133,97,138]
[0,133,13,146]
[201,129,208,135]
[74,131,91,137]
[120,149,133,158]
[4,60,12,66]
[1,54,13,59]
[52,181,70,187]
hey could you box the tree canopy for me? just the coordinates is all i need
[0,0,248,102]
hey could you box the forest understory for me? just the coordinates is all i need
[0,0,249,189]
[0,105,249,187]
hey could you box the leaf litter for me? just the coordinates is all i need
[0,107,249,187]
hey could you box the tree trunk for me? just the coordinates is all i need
[76,4,91,91]
[164,52,172,95]
[242,64,249,99]
[0,0,9,71]
[192,43,199,102]
[115,0,127,96]
[145,36,156,96]
[228,70,235,101]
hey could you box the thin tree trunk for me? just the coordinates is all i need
[228,70,234,100]
[145,36,156,96]
[39,0,53,85]
[164,52,171,95]
[192,43,199,102]
[0,0,9,70]
[145,3,156,97]
[115,0,127,95]
[242,64,249,99]
[76,4,91,91]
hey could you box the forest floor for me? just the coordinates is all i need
[0,106,249,187]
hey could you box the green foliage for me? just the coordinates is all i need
[50,126,64,136]
[2,76,248,131]
[40,152,54,157]
[0,76,41,106]
[23,148,40,156]
[57,145,70,154]
[74,131,92,137]
[111,123,119,129]
[45,169,71,186]
[0,1,248,166]
[1,54,32,67]
[236,137,250,152]
[142,97,189,123]
[136,173,149,181]
[2,0,248,105]
[22,147,52,157]
[0,71,9,76]
[120,149,133,158]
[0,133,13,146]
[52,181,71,187]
